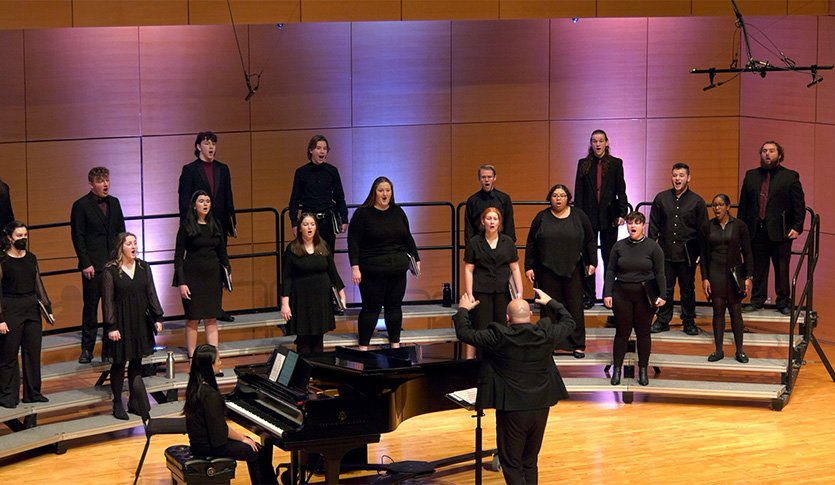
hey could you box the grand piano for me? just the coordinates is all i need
[225,345,481,484]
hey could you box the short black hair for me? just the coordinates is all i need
[194,131,218,157]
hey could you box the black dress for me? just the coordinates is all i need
[173,223,229,320]
[101,261,164,364]
[700,216,754,303]
[281,247,344,336]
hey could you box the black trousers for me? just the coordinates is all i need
[495,407,550,485]
[295,334,324,355]
[751,224,792,309]
[0,316,43,406]
[656,260,696,325]
[80,270,104,354]
[316,212,338,255]
[538,265,585,350]
[612,281,654,367]
[470,291,512,330]
[110,358,143,404]
[214,440,278,485]
[582,226,618,303]
[357,264,408,346]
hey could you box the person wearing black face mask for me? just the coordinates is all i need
[0,221,54,409]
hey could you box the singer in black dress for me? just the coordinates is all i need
[281,214,346,355]
[700,194,753,363]
[102,232,164,419]
[174,190,229,359]
[0,221,53,408]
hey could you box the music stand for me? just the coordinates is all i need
[446,388,496,484]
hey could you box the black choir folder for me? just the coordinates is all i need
[222,265,233,292]
[407,253,420,276]
[730,264,747,297]
[641,278,661,307]
[38,299,54,325]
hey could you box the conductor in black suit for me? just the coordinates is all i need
[70,167,126,363]
[573,129,629,311]
[0,178,14,230]
[454,288,575,485]
[737,141,806,315]
[178,131,237,322]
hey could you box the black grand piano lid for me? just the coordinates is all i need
[304,345,467,375]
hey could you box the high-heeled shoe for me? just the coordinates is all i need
[610,366,622,386]
[637,366,649,386]
[113,400,129,420]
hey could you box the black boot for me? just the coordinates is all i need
[610,366,622,386]
[637,366,649,386]
[113,399,129,420]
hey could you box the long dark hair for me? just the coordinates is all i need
[288,213,330,257]
[360,176,396,208]
[580,129,611,176]
[183,190,221,238]
[1,220,27,252]
[307,134,329,161]
[183,344,219,419]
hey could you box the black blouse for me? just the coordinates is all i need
[464,234,519,294]
[0,252,52,322]
[186,383,229,455]
[603,237,666,298]
[347,205,419,266]
[525,208,597,277]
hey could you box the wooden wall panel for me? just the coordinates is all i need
[0,30,25,143]
[550,119,648,208]
[25,138,141,262]
[550,17,648,120]
[739,118,815,213]
[692,0,788,16]
[73,0,188,27]
[597,0,691,17]
[0,143,27,223]
[813,124,834,233]
[249,22,352,131]
[815,16,835,125]
[451,19,550,123]
[40,271,83,331]
[403,0,497,20]
[300,0,401,22]
[251,129,354,243]
[352,21,451,127]
[0,1,72,29]
[450,122,550,208]
[25,28,141,141]
[501,0,595,19]
[646,118,739,204]
[812,234,835,342]
[251,242,280,308]
[138,25,250,136]
[740,16,818,122]
[188,0,301,25]
[647,17,740,118]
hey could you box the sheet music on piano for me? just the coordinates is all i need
[446,387,478,411]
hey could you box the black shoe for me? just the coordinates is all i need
[23,395,49,403]
[637,366,649,386]
[735,351,749,363]
[113,400,129,420]
[610,366,622,386]
[742,304,763,313]
[583,300,595,310]
[650,320,670,333]
[604,316,616,328]
[778,307,791,316]
[215,370,224,378]
[0,401,16,409]
[573,349,586,359]
[78,349,92,364]
[23,415,37,429]
[708,351,725,362]
[683,322,699,335]
[218,310,235,322]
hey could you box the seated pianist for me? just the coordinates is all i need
[184,344,278,485]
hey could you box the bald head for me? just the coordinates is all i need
[506,298,533,324]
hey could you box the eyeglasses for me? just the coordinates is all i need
[552,194,568,199]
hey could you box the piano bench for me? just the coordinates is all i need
[164,444,237,484]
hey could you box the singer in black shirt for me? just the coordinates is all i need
[464,164,516,242]
[288,135,349,253]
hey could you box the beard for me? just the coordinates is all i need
[760,158,779,170]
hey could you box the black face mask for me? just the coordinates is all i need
[13,238,27,250]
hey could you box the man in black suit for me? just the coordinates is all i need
[0,178,14,230]
[464,164,516,242]
[178,131,237,321]
[737,141,805,315]
[454,289,575,485]
[70,167,126,363]
[573,129,629,312]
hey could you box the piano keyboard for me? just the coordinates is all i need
[226,399,288,439]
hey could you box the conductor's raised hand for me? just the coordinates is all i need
[533,288,552,306]
[458,293,480,311]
